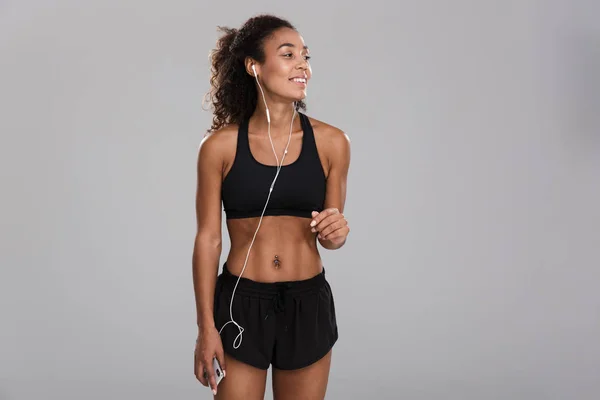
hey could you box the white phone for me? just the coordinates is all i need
[213,356,224,386]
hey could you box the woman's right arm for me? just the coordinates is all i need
[193,131,228,394]
[192,131,224,332]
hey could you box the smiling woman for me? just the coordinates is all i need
[193,14,351,400]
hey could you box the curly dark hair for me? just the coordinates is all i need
[204,14,307,133]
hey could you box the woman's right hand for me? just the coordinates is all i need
[194,326,227,395]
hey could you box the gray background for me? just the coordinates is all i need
[1,0,599,399]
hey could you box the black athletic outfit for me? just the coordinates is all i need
[214,112,339,370]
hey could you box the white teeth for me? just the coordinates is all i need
[291,78,306,83]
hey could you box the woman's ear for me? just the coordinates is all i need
[245,57,257,77]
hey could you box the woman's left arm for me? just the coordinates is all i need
[311,127,351,250]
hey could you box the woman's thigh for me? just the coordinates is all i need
[271,350,333,400]
[214,353,268,400]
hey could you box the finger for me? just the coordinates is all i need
[320,225,344,240]
[196,361,208,386]
[217,349,227,378]
[194,350,198,375]
[320,218,347,238]
[205,357,218,395]
[320,228,348,243]
[314,217,335,235]
[194,350,205,385]
[310,208,338,229]
[314,212,343,234]
[320,225,350,240]
[322,225,349,241]
[322,214,347,235]
[209,373,218,395]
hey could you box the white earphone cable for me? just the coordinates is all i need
[218,66,296,349]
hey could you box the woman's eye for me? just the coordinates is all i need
[282,53,311,60]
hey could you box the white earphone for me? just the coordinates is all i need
[252,64,270,123]
[218,63,297,349]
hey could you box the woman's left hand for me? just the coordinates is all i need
[310,208,350,245]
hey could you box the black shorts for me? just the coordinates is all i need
[213,262,339,370]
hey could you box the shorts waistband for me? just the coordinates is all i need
[219,262,326,298]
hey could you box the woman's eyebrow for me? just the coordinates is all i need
[277,42,309,50]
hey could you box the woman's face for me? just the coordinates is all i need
[252,27,312,103]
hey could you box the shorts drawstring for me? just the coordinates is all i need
[265,282,291,320]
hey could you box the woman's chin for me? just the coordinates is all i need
[289,92,307,103]
[275,90,307,105]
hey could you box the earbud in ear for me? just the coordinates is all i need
[251,64,257,76]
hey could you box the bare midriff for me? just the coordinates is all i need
[225,215,322,282]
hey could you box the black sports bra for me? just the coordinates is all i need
[221,112,326,219]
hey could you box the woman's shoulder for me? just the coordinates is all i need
[202,123,239,143]
[304,114,351,148]
[198,123,240,161]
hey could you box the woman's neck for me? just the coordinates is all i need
[250,101,299,135]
